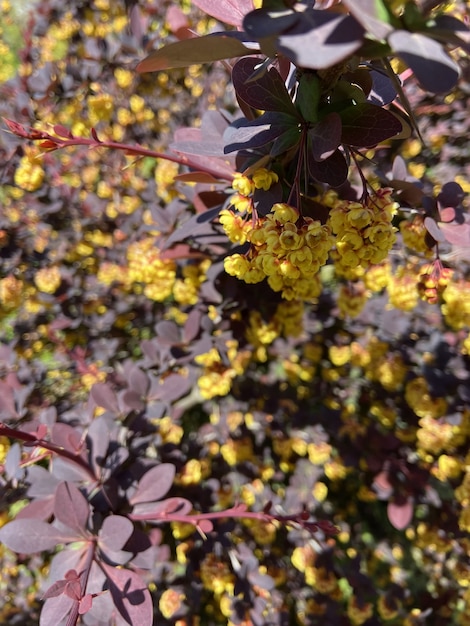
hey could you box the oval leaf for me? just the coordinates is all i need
[0,519,72,553]
[424,217,446,243]
[387,499,413,530]
[388,30,460,93]
[101,563,152,626]
[340,102,403,147]
[136,33,257,72]
[90,383,120,413]
[99,515,134,551]
[54,482,90,534]
[130,463,176,506]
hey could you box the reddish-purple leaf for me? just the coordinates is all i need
[439,207,456,223]
[42,578,68,599]
[340,102,402,147]
[130,463,176,506]
[51,423,84,455]
[101,563,152,626]
[40,593,74,626]
[388,30,460,93]
[424,217,446,243]
[136,33,257,73]
[53,124,73,139]
[98,515,134,552]
[308,149,349,187]
[54,482,90,534]
[90,383,120,413]
[193,0,254,27]
[78,593,93,615]
[131,497,193,521]
[0,519,72,553]
[387,499,413,530]
[309,113,342,161]
[232,56,298,115]
[197,519,214,534]
[129,367,150,397]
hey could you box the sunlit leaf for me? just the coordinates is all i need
[130,463,176,506]
[193,0,254,27]
[342,0,393,41]
[388,30,460,93]
[0,519,73,553]
[136,33,258,72]
[387,499,413,530]
[54,482,90,534]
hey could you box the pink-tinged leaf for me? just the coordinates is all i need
[131,497,193,521]
[99,515,134,552]
[387,499,413,530]
[166,6,193,40]
[129,367,150,397]
[130,5,149,42]
[174,171,222,184]
[0,519,73,553]
[309,112,342,161]
[53,124,73,139]
[136,34,257,73]
[130,463,176,506]
[54,482,90,534]
[192,0,254,27]
[197,519,214,534]
[78,593,93,614]
[90,383,120,413]
[424,217,446,243]
[39,593,74,626]
[439,222,470,246]
[340,102,403,147]
[439,207,456,223]
[101,563,152,626]
[42,578,68,599]
[232,56,299,116]
[388,30,460,93]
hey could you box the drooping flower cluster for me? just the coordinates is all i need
[329,188,399,274]
[224,201,334,301]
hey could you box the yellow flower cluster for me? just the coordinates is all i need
[329,188,398,272]
[400,215,433,256]
[405,377,447,419]
[126,237,176,301]
[14,147,45,192]
[195,347,238,399]
[224,203,333,301]
[0,275,24,309]
[441,281,470,329]
[34,266,62,294]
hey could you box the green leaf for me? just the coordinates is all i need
[136,33,258,72]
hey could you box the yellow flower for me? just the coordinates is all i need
[159,589,185,619]
[34,266,61,294]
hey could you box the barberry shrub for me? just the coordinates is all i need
[1,0,470,625]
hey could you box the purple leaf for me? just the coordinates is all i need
[90,383,120,413]
[51,423,84,455]
[342,0,393,41]
[309,113,342,161]
[130,463,176,506]
[42,578,68,599]
[388,30,460,93]
[40,593,74,626]
[231,56,298,115]
[340,102,402,147]
[101,563,153,626]
[308,149,349,187]
[243,7,301,40]
[54,482,90,534]
[437,181,464,209]
[387,499,413,530]
[424,217,446,243]
[99,515,134,552]
[183,308,203,344]
[192,0,254,27]
[129,367,150,397]
[0,519,73,553]
[0,380,19,418]
[136,33,257,73]
[277,11,364,70]
[224,112,297,153]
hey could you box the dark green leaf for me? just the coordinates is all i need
[270,126,301,156]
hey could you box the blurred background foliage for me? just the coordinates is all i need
[1,0,470,625]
